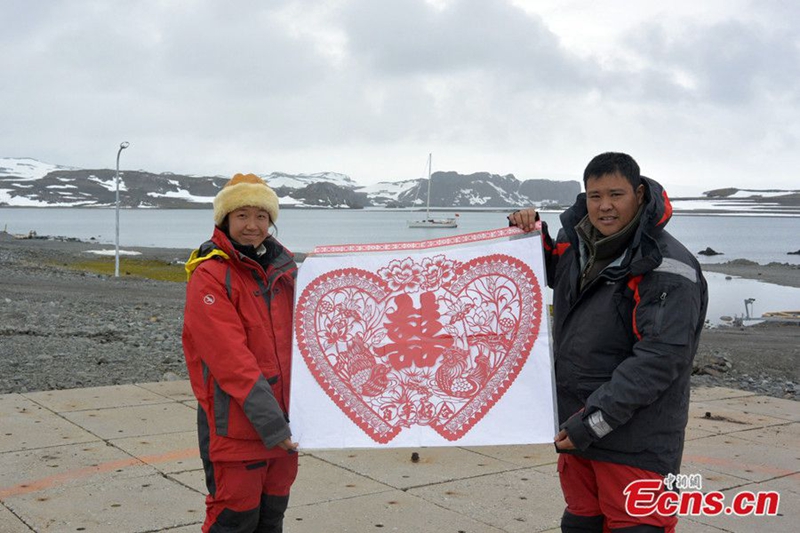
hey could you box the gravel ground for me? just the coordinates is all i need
[1,234,797,400]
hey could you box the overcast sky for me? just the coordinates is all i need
[2,0,798,196]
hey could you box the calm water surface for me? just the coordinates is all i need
[1,207,798,264]
[2,208,798,323]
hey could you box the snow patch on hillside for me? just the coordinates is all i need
[265,171,358,190]
[0,158,73,181]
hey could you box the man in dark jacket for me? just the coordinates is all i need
[509,152,707,532]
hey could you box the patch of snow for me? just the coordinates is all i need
[674,199,764,211]
[0,188,83,207]
[0,157,74,181]
[358,180,419,200]
[277,195,302,206]
[47,184,78,189]
[86,249,142,256]
[727,189,797,198]
[469,196,492,205]
[458,189,491,206]
[146,190,215,203]
[264,171,358,190]
[88,175,126,192]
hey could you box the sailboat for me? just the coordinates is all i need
[407,153,459,228]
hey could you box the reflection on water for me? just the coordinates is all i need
[704,272,800,326]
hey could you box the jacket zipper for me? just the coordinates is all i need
[654,291,667,336]
[240,253,291,413]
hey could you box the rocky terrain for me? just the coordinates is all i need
[0,235,797,400]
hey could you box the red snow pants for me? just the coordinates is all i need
[202,454,299,533]
[558,454,677,532]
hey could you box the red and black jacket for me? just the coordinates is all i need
[183,227,297,462]
[542,177,707,475]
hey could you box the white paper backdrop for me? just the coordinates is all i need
[289,228,556,449]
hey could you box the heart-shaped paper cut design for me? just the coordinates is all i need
[295,253,541,443]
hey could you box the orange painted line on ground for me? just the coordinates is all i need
[0,447,199,499]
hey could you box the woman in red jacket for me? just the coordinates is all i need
[183,173,298,533]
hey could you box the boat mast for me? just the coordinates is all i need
[426,152,432,220]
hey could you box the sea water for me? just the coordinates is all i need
[1,207,798,263]
[1,207,798,324]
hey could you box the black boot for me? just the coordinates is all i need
[611,526,665,532]
[256,494,290,533]
[561,510,604,533]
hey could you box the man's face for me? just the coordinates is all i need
[585,172,644,237]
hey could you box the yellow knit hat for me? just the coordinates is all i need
[213,173,279,226]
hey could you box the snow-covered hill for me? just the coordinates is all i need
[2,157,795,214]
[0,157,583,209]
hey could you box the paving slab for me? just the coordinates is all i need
[60,402,196,439]
[678,518,730,532]
[726,422,800,450]
[1,385,797,533]
[167,469,207,495]
[766,472,800,496]
[292,454,392,506]
[23,384,170,412]
[135,380,196,402]
[460,443,558,467]
[0,503,33,533]
[408,467,562,533]
[308,446,520,490]
[532,463,559,479]
[688,482,796,533]
[674,463,753,492]
[0,441,156,496]
[0,395,99,453]
[159,525,203,533]
[109,431,200,474]
[690,387,756,402]
[285,490,506,533]
[717,395,800,422]
[682,434,800,482]
[3,473,204,533]
[687,401,788,435]
[685,426,718,442]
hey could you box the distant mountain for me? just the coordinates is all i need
[702,187,800,208]
[0,157,582,209]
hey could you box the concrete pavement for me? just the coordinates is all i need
[1,383,797,532]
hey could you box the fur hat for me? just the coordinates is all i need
[213,173,279,226]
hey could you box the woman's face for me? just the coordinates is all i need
[227,206,271,246]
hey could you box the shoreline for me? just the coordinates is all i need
[3,231,798,287]
[1,232,797,400]
[700,259,800,288]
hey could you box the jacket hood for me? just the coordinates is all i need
[184,228,232,280]
[639,176,673,233]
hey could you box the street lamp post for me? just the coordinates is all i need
[115,141,130,277]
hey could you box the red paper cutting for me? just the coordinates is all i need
[294,253,542,443]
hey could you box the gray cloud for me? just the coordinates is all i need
[0,0,797,192]
[337,0,593,90]
[627,18,800,105]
